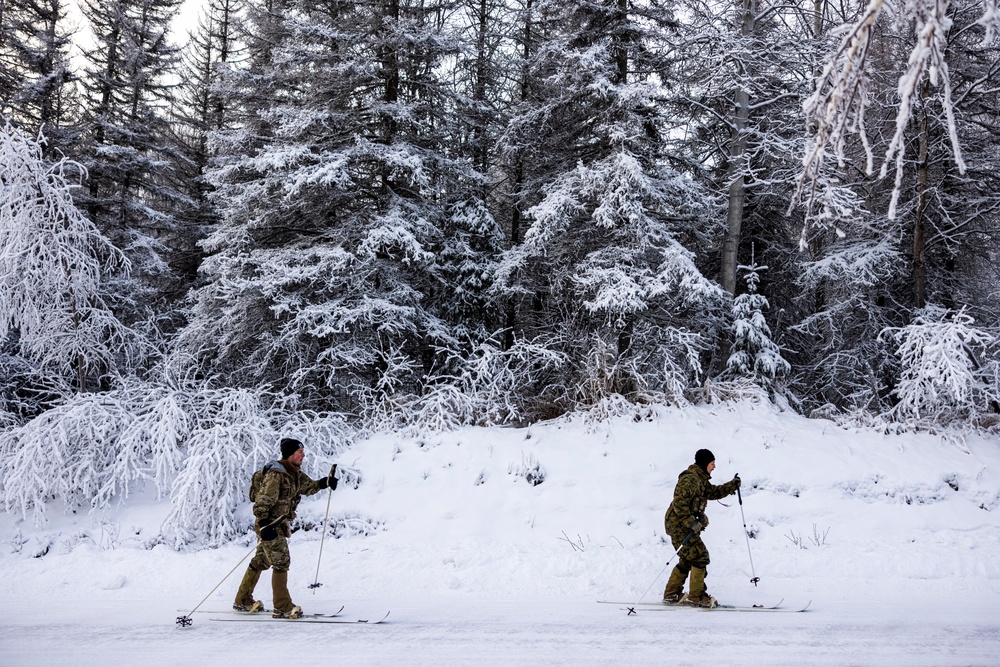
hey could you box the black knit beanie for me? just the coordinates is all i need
[695,448,715,471]
[280,437,303,459]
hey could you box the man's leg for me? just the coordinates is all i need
[234,545,269,611]
[262,536,299,617]
[680,537,715,607]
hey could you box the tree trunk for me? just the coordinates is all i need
[720,0,754,294]
[913,85,929,309]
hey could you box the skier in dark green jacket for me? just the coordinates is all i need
[662,449,740,607]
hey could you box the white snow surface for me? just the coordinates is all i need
[2,402,999,665]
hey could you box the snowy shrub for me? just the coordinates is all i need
[456,337,567,426]
[363,336,567,433]
[509,453,546,486]
[882,305,996,425]
[0,376,355,547]
[699,377,771,405]
[292,513,384,539]
[162,422,272,548]
[161,389,351,548]
[581,393,659,428]
[1,391,133,526]
[334,465,363,490]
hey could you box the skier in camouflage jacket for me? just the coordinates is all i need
[234,438,337,618]
[662,449,740,607]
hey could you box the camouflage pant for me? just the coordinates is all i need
[666,518,711,572]
[249,534,292,573]
[235,535,293,608]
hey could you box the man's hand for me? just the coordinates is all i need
[691,519,703,534]
[260,524,278,541]
[733,474,741,489]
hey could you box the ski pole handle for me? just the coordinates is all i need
[736,473,743,505]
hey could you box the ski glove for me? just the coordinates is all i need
[732,474,741,488]
[260,524,278,541]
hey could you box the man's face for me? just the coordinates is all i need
[707,460,716,474]
[289,448,306,466]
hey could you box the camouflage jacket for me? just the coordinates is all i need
[665,464,739,536]
[253,460,327,535]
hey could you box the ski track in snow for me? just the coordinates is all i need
[2,402,999,665]
[2,597,998,666]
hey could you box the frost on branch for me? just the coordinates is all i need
[792,0,969,221]
[0,121,135,388]
[0,379,352,547]
[883,305,996,424]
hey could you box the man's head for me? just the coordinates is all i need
[695,448,715,474]
[280,437,305,465]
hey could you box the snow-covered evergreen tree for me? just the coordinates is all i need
[494,0,726,409]
[75,0,190,324]
[0,0,78,154]
[726,259,789,387]
[169,0,244,304]
[176,0,503,412]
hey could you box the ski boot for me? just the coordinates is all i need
[233,600,265,613]
[679,592,719,608]
[273,605,303,619]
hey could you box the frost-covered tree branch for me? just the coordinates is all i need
[0,121,136,389]
[792,0,976,220]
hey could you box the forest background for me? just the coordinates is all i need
[3,0,1000,546]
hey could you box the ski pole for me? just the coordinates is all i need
[736,475,760,586]
[627,526,697,616]
[176,514,287,627]
[309,465,337,592]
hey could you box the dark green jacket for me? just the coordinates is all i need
[665,464,739,537]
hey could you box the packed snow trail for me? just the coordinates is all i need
[1,597,998,666]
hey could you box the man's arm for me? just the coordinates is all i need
[300,465,337,497]
[705,475,741,500]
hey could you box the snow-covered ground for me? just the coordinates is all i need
[2,402,999,666]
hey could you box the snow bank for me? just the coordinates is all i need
[2,402,998,665]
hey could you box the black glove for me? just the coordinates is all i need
[260,524,278,541]
[329,464,338,490]
[691,519,703,534]
[733,474,742,489]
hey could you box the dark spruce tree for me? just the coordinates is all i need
[493,0,726,412]
[0,0,79,155]
[176,0,504,412]
[75,0,191,332]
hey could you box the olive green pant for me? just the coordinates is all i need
[234,536,294,612]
